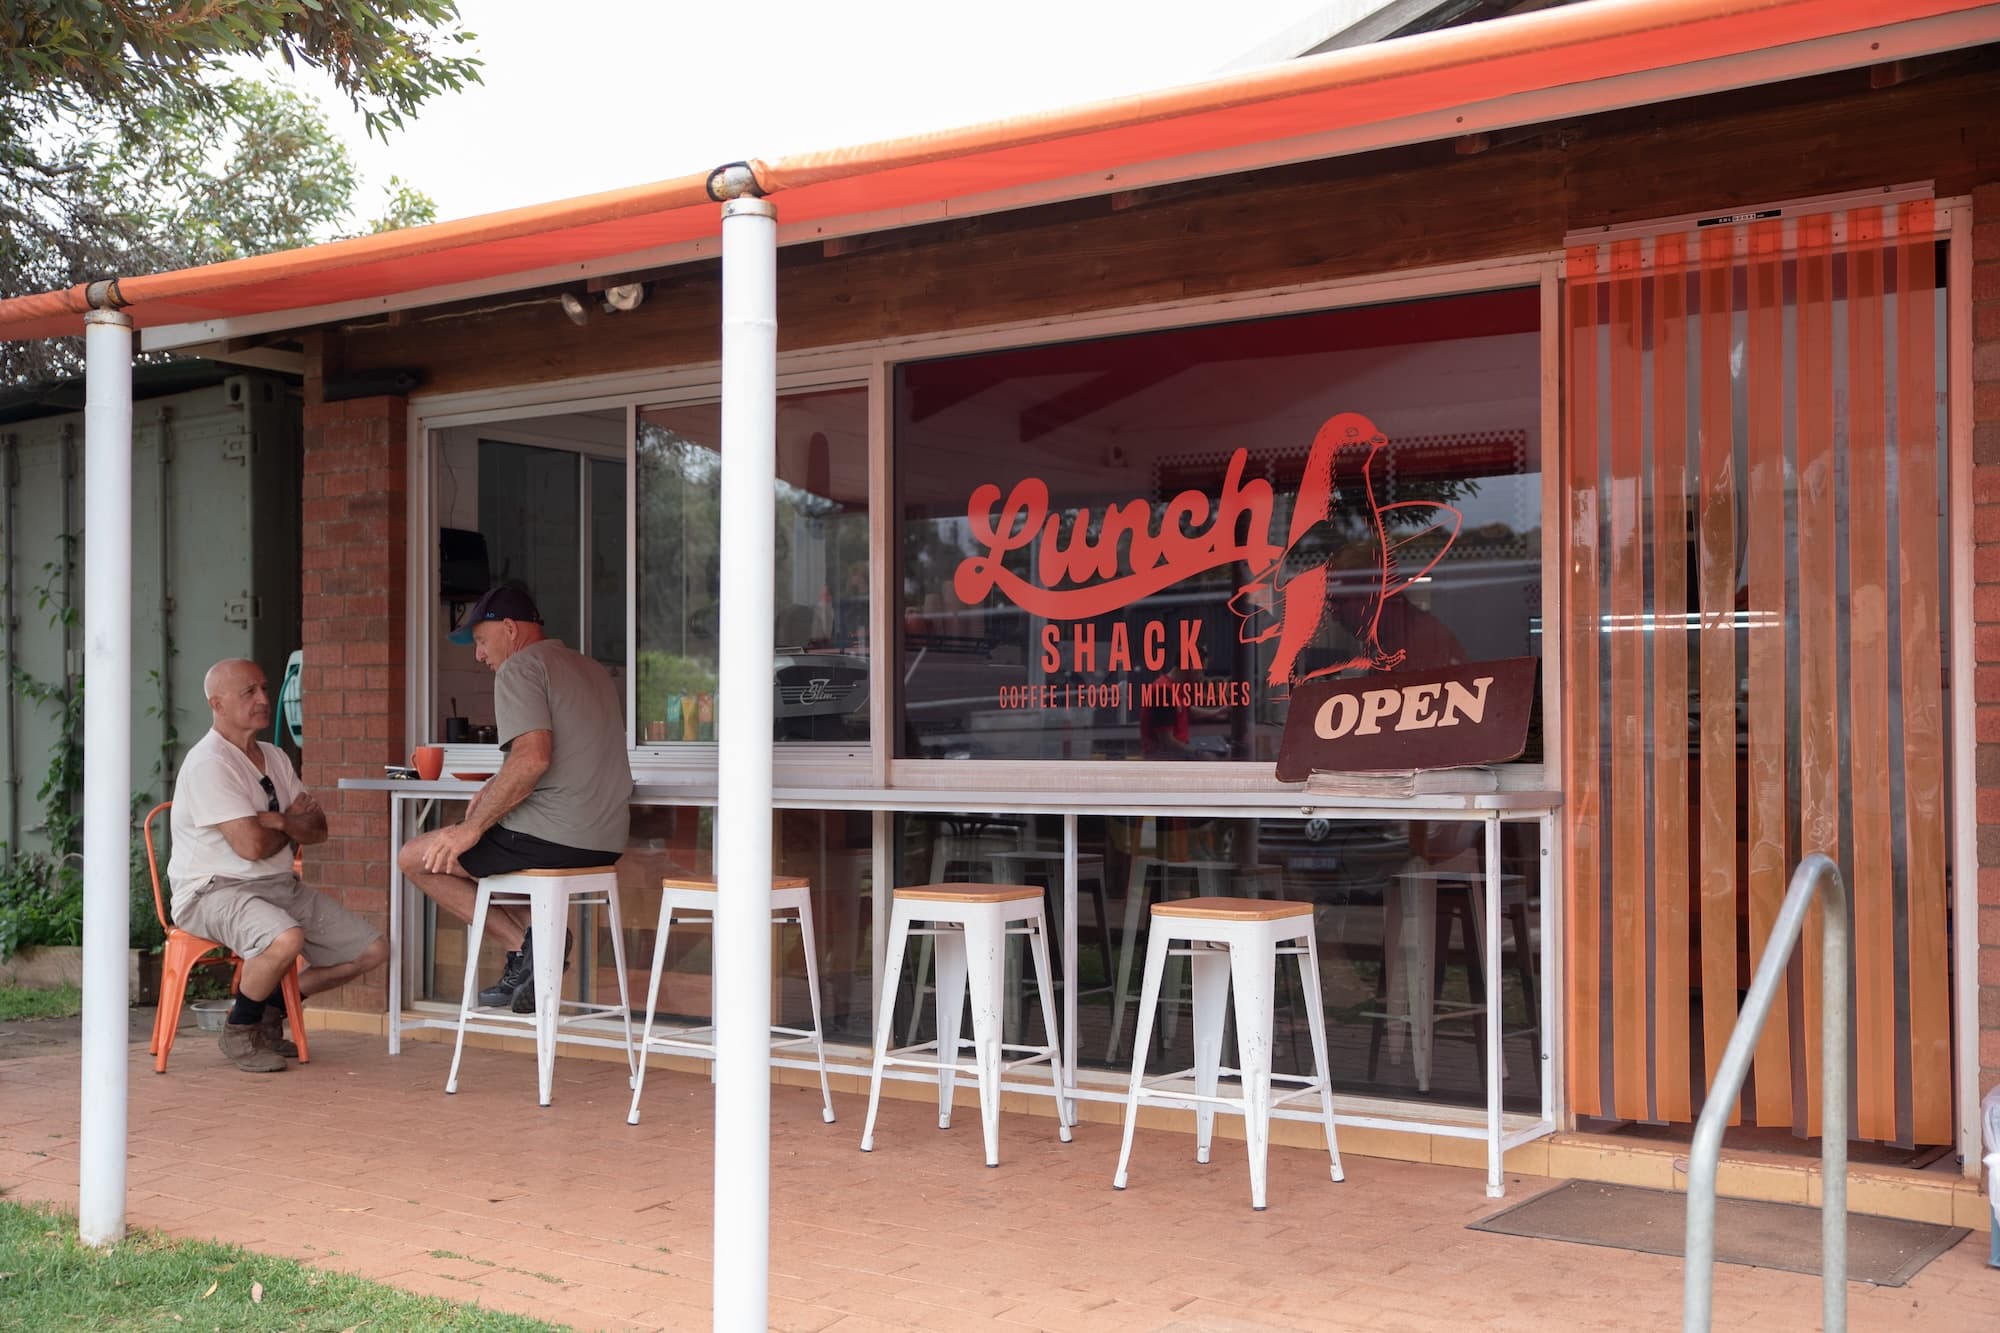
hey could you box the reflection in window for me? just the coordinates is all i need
[635,387,870,745]
[893,289,1543,762]
[592,807,876,1047]
[432,418,626,732]
[887,812,1541,1113]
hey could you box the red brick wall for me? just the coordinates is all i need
[298,393,407,1015]
[1978,181,2000,1102]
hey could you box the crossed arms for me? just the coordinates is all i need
[216,791,329,864]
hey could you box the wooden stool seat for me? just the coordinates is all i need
[893,883,1043,904]
[659,874,810,891]
[1154,897,1313,922]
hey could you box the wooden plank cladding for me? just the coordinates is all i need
[1648,231,1691,1127]
[1562,248,1604,1119]
[1793,210,1836,1139]
[1562,206,1953,1145]
[327,57,2000,398]
[1606,240,1648,1123]
[1895,204,1951,1147]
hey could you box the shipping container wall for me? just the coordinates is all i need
[0,370,301,856]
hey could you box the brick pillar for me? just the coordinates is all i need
[299,393,408,1016]
[1975,181,2000,1100]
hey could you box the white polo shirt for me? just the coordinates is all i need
[167,729,305,915]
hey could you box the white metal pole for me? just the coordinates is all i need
[1484,815,1503,1199]
[712,191,777,1332]
[79,307,133,1248]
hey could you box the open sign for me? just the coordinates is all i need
[1275,657,1538,780]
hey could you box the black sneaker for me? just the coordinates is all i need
[508,927,573,1013]
[477,948,531,1008]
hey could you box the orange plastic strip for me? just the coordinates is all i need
[1743,218,1791,1128]
[1650,234,1693,1124]
[1564,246,1604,1119]
[1793,212,1837,1138]
[1695,226,1740,1125]
[1606,240,1650,1120]
[1845,209,1896,1142]
[1895,202,1951,1144]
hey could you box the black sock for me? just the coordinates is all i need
[229,991,267,1026]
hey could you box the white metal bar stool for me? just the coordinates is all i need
[1112,897,1343,1210]
[903,823,1019,1045]
[1106,857,1284,1060]
[861,883,1073,1166]
[626,873,836,1126]
[446,866,635,1107]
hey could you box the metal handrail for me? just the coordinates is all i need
[1684,852,1849,1332]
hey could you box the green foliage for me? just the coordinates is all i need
[369,172,440,232]
[0,2,481,141]
[0,982,82,1021]
[0,853,82,960]
[0,544,85,961]
[135,78,359,262]
[2,2,476,384]
[0,1197,563,1331]
[636,652,719,735]
[128,795,167,955]
[0,535,168,959]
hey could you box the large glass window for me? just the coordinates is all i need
[889,810,1542,1111]
[635,387,870,745]
[892,288,1542,762]
[432,414,626,732]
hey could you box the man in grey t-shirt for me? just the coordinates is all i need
[398,586,632,1012]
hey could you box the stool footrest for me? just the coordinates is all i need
[485,892,616,908]
[635,1024,825,1055]
[465,999,627,1028]
[1131,1068,1329,1108]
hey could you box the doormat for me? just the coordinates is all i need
[1469,1180,1967,1287]
[1594,1118,1951,1171]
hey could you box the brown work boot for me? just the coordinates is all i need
[259,1006,299,1059]
[219,1020,287,1073]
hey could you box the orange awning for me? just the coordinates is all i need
[1,0,1992,342]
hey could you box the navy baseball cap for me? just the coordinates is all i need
[449,586,542,644]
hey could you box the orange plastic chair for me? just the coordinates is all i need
[143,801,310,1072]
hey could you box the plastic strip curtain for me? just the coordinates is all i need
[1561,202,1950,1143]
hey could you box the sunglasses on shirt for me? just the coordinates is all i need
[258,775,280,813]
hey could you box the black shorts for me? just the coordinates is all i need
[456,825,618,879]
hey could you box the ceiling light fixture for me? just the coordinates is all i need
[603,282,647,312]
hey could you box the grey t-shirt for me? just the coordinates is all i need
[494,639,632,853]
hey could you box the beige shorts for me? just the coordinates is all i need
[175,874,380,968]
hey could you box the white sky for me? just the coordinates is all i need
[293,0,1341,222]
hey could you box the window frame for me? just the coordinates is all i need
[404,252,1562,794]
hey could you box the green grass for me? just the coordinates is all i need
[0,1197,567,1331]
[0,983,82,1021]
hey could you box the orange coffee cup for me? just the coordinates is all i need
[411,745,444,781]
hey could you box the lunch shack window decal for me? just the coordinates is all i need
[893,288,1544,764]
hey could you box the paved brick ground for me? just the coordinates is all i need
[2,1030,1994,1331]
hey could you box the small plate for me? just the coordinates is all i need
[451,771,494,782]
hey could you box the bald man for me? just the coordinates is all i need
[169,659,388,1072]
